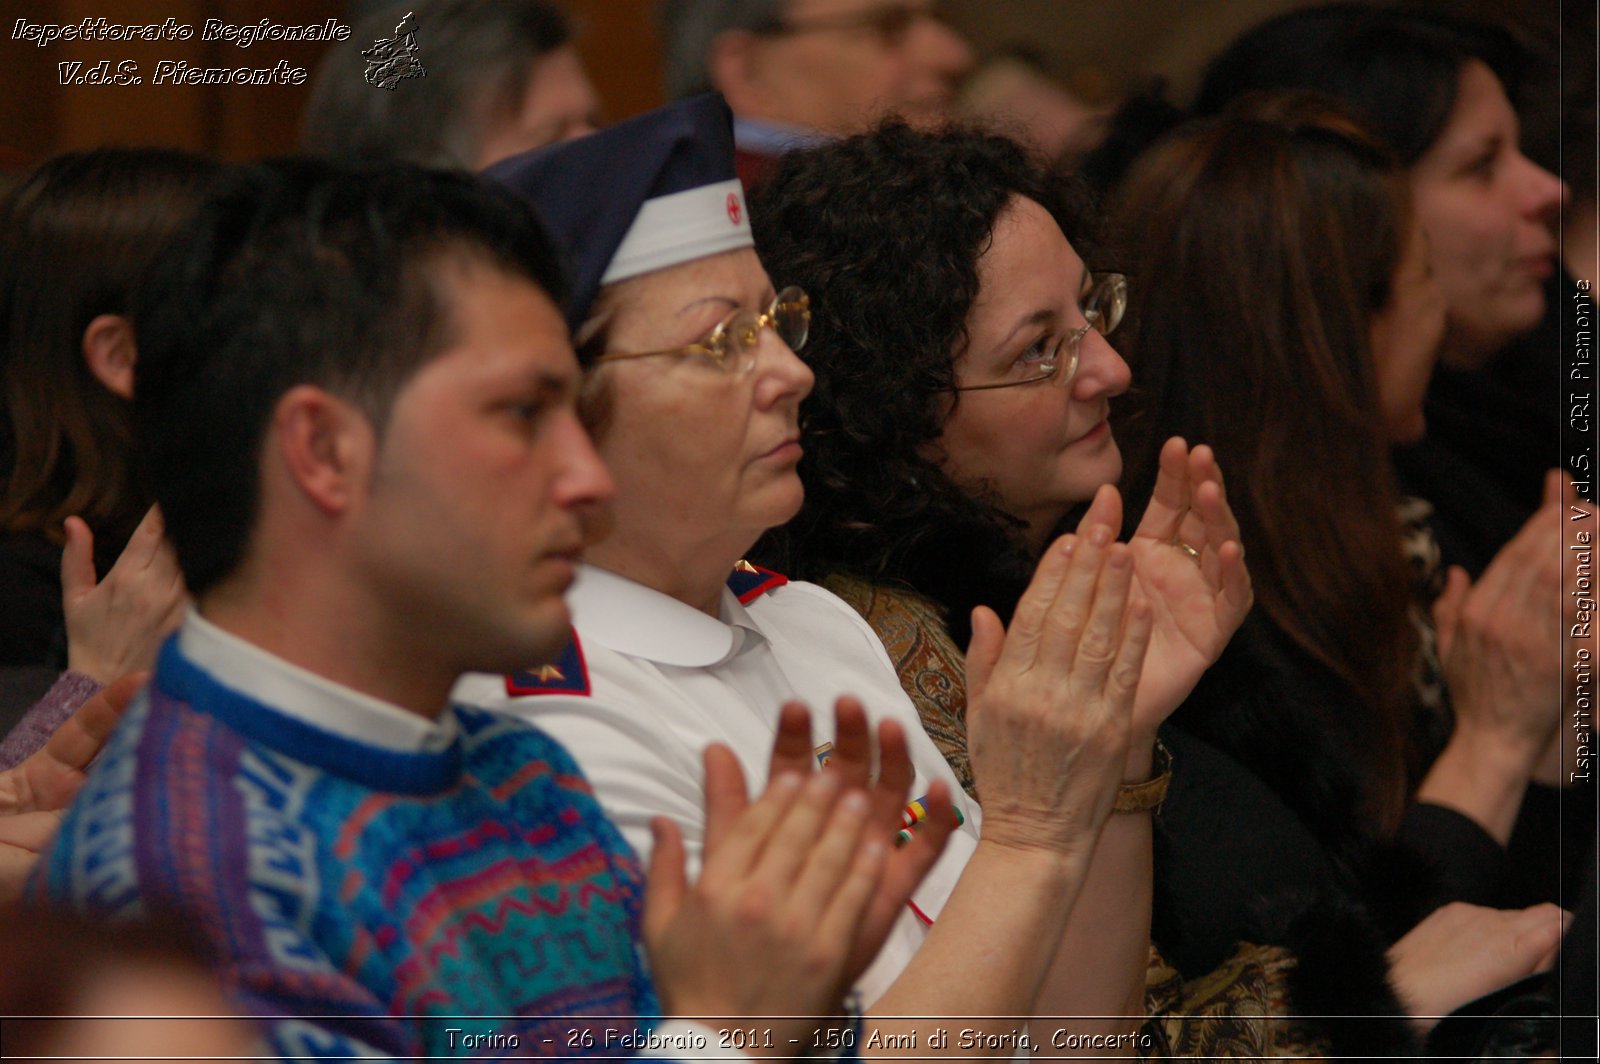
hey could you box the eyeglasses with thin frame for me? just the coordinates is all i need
[593,286,811,375]
[954,272,1127,392]
[761,2,943,46]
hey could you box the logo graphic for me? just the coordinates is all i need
[726,192,742,226]
[362,12,425,91]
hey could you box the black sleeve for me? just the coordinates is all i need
[1153,726,1337,976]
[1504,779,1598,907]
[1397,801,1510,908]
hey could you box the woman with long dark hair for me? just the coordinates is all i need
[1112,95,1570,903]
[1189,3,1571,580]
[0,148,213,680]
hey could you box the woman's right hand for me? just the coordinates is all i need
[63,507,189,684]
[963,526,1154,861]
[1387,901,1569,1030]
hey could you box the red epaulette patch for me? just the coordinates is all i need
[505,630,590,697]
[726,559,789,604]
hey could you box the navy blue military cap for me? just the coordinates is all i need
[484,94,753,336]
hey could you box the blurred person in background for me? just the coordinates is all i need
[960,48,1113,170]
[657,0,973,187]
[1187,4,1591,911]
[301,0,601,170]
[1112,91,1575,941]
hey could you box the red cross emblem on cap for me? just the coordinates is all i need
[726,192,742,225]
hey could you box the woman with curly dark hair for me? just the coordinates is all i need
[754,124,1125,649]
[752,115,1567,1057]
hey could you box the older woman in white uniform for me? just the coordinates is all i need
[460,95,1250,1053]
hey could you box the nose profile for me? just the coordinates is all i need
[754,328,815,406]
[1515,152,1566,223]
[913,15,976,81]
[554,410,615,510]
[1071,331,1132,400]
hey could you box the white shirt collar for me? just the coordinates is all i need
[569,564,764,668]
[178,609,457,753]
[732,114,833,154]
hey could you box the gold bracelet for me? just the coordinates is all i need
[1113,738,1172,814]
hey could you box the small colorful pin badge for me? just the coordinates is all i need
[895,793,965,845]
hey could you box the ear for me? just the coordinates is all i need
[706,29,766,114]
[81,314,137,399]
[270,385,375,516]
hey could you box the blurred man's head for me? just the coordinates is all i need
[659,0,973,135]
[0,911,256,1061]
[302,0,601,170]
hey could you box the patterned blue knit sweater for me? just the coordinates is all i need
[34,634,668,1060]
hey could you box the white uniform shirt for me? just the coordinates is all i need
[453,563,982,1005]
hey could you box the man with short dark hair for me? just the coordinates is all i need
[29,159,915,1059]
[657,0,973,187]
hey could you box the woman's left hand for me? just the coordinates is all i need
[748,697,955,982]
[1077,437,1251,743]
[0,674,143,905]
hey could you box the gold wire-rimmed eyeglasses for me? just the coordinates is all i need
[954,272,1127,392]
[593,286,811,375]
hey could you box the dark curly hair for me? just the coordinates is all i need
[750,121,1095,644]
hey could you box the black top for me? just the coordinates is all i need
[0,530,65,671]
[1154,725,1339,973]
[1154,609,1513,977]
[1392,270,1590,576]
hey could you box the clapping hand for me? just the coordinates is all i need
[63,506,188,684]
[763,697,956,979]
[0,674,143,905]
[1388,901,1570,1030]
[1432,470,1570,778]
[644,703,952,1053]
[1075,437,1252,743]
[965,524,1154,859]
